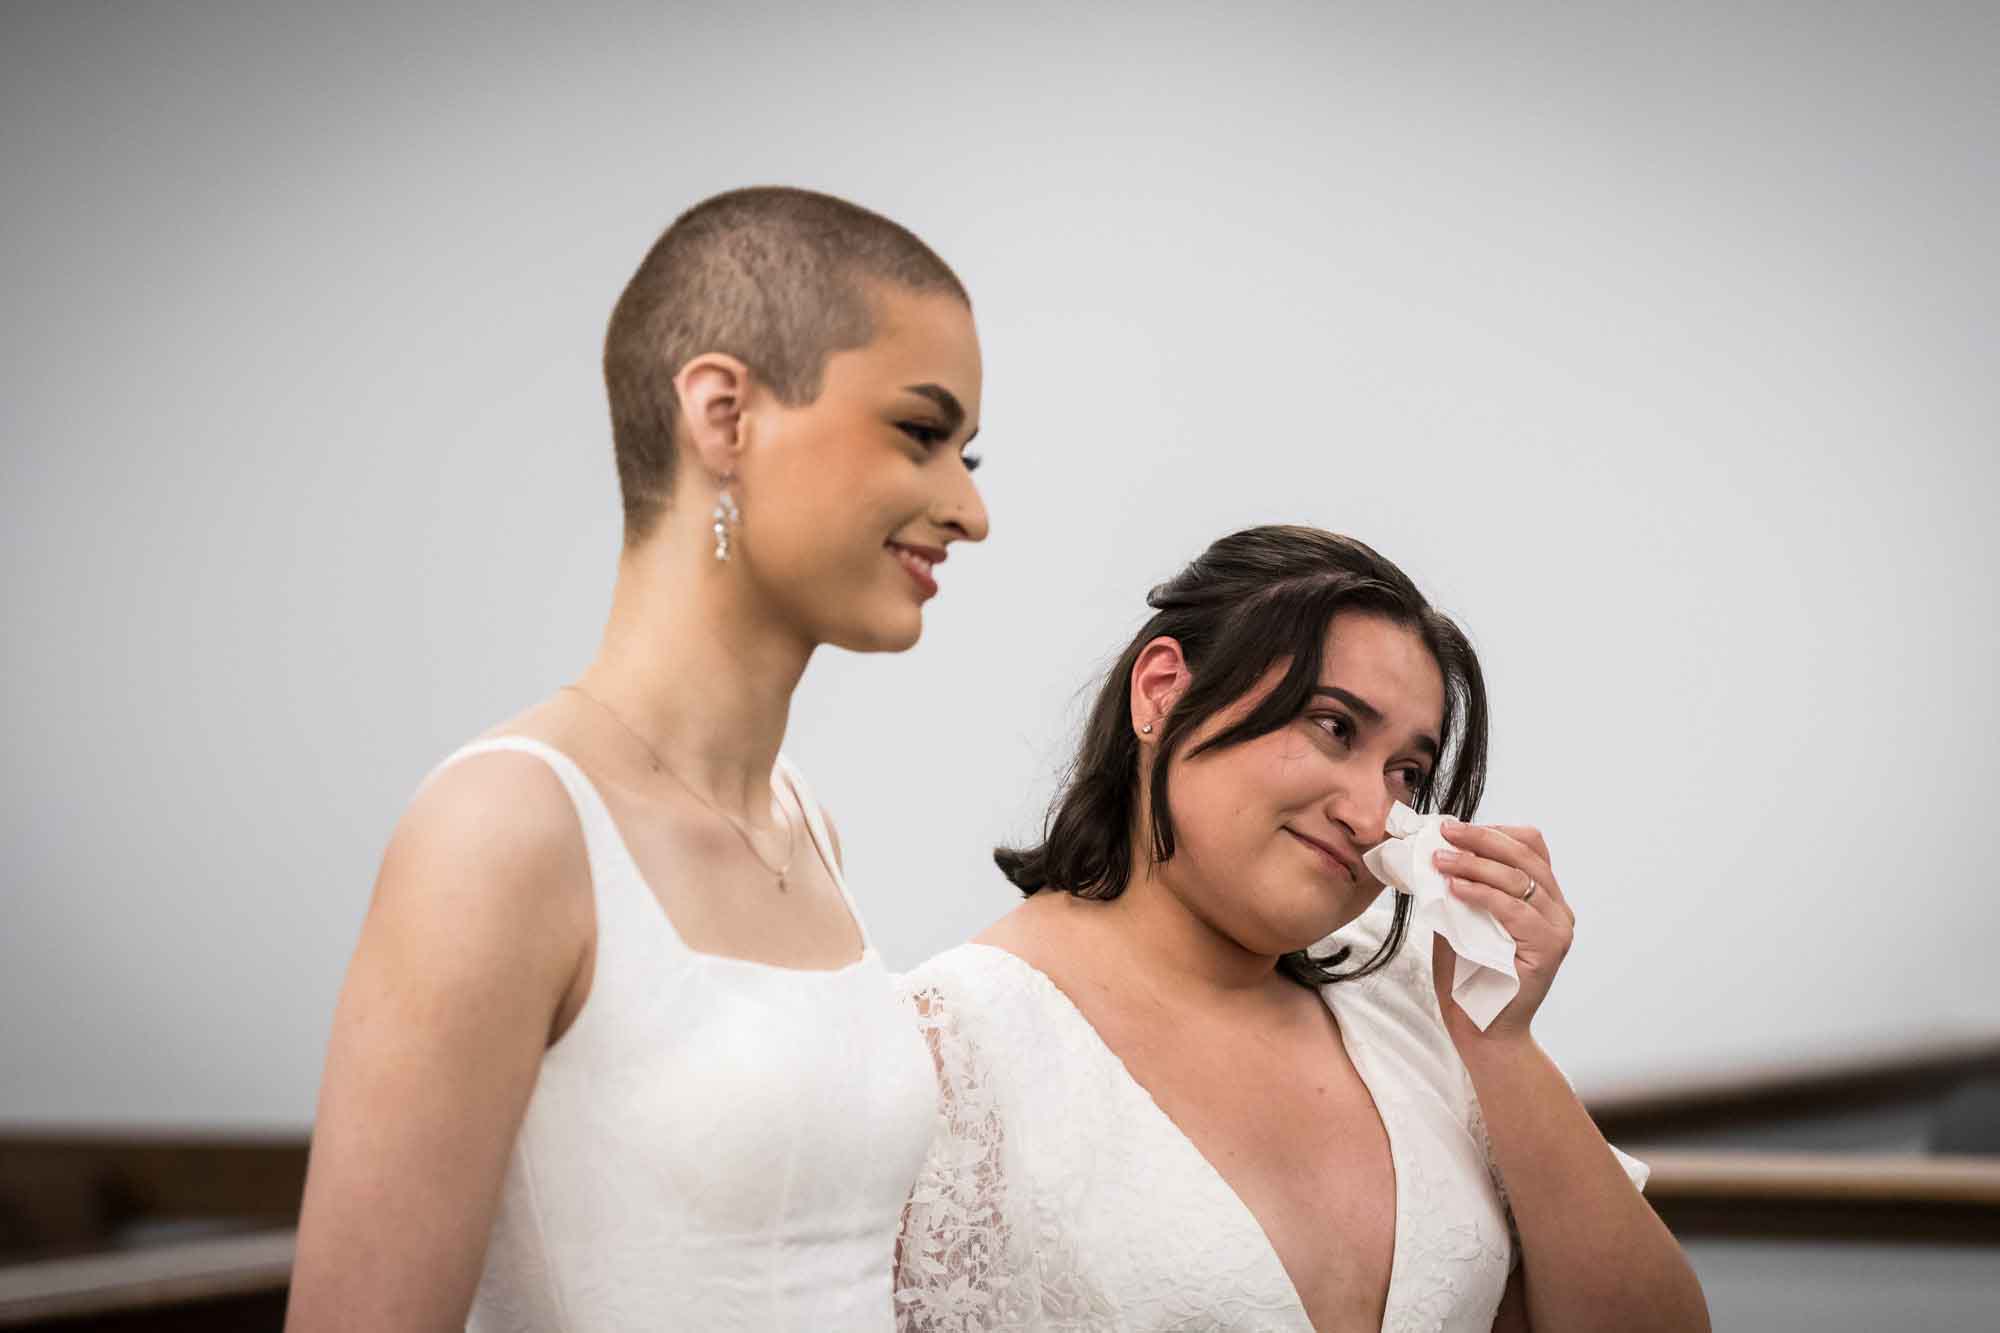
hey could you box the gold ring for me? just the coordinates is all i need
[1522,878,1538,903]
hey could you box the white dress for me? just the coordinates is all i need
[893,908,1649,1332]
[435,738,938,1331]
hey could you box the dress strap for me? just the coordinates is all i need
[421,736,688,971]
[424,736,618,847]
[774,754,872,951]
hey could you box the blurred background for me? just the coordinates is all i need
[3,2,1996,1328]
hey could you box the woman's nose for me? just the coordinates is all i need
[1326,781,1394,849]
[938,463,990,543]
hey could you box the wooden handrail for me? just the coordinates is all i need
[1644,1150,2000,1205]
[0,1154,1993,1324]
[1585,1034,2000,1142]
[0,1227,294,1324]
[0,1130,305,1255]
[1,1033,1993,1319]
[1637,1149,2000,1242]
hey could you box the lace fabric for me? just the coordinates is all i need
[895,987,1046,1330]
[897,953,1302,1331]
[894,915,1646,1333]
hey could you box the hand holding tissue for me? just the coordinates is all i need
[1360,802,1521,1030]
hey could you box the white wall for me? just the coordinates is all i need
[3,2,1995,1128]
[1684,1239,2000,1332]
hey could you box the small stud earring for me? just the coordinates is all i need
[712,474,741,562]
[1140,722,1154,735]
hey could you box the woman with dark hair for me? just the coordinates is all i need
[894,527,1706,1332]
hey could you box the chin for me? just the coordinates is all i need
[1267,879,1376,953]
[1320,883,1387,936]
[827,605,924,654]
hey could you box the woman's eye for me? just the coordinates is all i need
[898,422,947,446]
[1313,714,1352,744]
[1394,766,1427,791]
[961,451,983,474]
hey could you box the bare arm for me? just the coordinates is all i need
[286,755,592,1331]
[1436,823,1708,1333]
[1463,1033,1700,1332]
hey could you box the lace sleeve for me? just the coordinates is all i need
[895,983,1042,1332]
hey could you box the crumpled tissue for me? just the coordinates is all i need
[1360,801,1520,1030]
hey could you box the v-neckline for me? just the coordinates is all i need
[964,942,1404,1331]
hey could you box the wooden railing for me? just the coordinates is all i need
[0,1132,301,1328]
[0,1229,292,1328]
[1587,1034,2000,1146]
[3,1035,1995,1326]
[1642,1149,2000,1242]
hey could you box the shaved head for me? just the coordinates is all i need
[603,187,969,544]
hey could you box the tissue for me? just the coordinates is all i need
[1360,802,1520,1030]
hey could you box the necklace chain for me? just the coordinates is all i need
[560,684,795,890]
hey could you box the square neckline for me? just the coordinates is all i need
[960,940,1408,1330]
[638,757,877,975]
[470,736,878,977]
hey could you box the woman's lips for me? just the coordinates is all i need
[887,541,941,600]
[1286,827,1359,883]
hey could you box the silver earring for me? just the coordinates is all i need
[712,475,741,562]
[1140,722,1154,735]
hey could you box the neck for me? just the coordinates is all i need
[1084,854,1292,1005]
[577,517,814,817]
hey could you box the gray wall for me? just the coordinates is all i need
[1684,1239,1999,1332]
[4,2,1996,1128]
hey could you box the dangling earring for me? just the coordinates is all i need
[712,473,741,562]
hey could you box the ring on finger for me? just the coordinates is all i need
[1521,877,1538,903]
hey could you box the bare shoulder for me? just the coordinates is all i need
[370,744,593,987]
[289,744,592,1329]
[968,894,1040,954]
[908,896,1052,1026]
[392,746,584,886]
[971,891,1092,977]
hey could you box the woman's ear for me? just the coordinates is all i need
[673,352,753,481]
[1129,636,1189,741]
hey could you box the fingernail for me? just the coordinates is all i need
[1433,850,1459,866]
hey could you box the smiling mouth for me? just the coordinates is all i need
[887,541,942,599]
[1285,827,1359,883]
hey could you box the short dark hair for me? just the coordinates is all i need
[603,186,970,544]
[996,526,1490,988]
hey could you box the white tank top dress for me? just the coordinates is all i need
[431,737,937,1331]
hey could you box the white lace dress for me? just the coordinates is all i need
[893,909,1649,1332]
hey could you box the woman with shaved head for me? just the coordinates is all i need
[290,187,990,1330]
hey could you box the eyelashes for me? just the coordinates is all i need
[1310,712,1428,790]
[899,421,983,473]
[1313,713,1355,744]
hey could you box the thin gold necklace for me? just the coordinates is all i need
[560,683,796,891]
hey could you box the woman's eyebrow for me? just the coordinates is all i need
[902,383,978,444]
[1313,685,1382,723]
[1313,685,1440,757]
